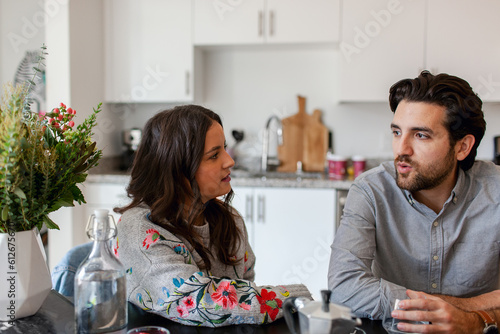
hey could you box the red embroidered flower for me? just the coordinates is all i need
[177,304,189,318]
[113,238,120,257]
[256,289,282,321]
[211,281,238,310]
[143,229,161,249]
[182,296,195,309]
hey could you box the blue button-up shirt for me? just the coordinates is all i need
[328,160,500,320]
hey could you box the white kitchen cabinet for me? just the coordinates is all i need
[231,186,335,300]
[340,0,500,102]
[104,0,193,102]
[193,0,340,45]
[340,0,426,102]
[426,0,500,101]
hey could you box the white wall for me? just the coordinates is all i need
[0,0,46,87]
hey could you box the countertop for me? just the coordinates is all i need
[87,157,357,190]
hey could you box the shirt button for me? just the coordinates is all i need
[433,221,439,227]
[453,197,457,204]
[431,283,438,289]
[433,255,439,261]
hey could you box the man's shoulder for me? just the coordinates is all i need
[356,160,396,183]
[469,160,500,179]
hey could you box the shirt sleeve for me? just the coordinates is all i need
[328,182,407,320]
[127,231,311,327]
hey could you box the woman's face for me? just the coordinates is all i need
[195,121,234,203]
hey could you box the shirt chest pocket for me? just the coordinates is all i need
[452,241,499,289]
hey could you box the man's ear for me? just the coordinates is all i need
[456,134,475,161]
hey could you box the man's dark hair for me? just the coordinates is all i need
[389,70,486,171]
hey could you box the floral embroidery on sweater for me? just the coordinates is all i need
[136,274,285,327]
[142,228,166,249]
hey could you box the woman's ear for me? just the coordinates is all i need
[456,134,475,161]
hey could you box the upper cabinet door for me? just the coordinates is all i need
[426,0,500,102]
[193,0,339,46]
[105,0,192,103]
[340,0,425,102]
[193,0,266,45]
[265,0,340,44]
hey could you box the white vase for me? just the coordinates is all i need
[0,228,52,321]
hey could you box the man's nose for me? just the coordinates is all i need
[394,135,413,157]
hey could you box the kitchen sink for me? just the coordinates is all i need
[231,170,325,180]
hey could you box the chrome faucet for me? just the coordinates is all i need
[261,115,283,172]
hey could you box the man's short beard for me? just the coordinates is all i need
[395,146,456,192]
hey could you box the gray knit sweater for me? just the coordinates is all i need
[115,206,311,327]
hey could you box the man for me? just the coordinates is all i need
[329,71,500,333]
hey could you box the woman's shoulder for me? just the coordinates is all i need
[119,206,150,228]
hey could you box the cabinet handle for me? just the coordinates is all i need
[245,195,254,223]
[258,11,264,37]
[257,195,265,223]
[185,71,190,96]
[269,11,275,36]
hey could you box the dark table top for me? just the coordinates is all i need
[0,290,388,334]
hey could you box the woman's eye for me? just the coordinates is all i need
[210,152,219,159]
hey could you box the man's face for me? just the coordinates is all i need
[391,100,458,192]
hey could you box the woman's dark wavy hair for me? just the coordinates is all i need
[115,105,241,270]
[389,70,486,171]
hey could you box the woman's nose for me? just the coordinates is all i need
[223,151,235,169]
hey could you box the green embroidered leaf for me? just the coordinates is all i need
[196,286,205,305]
[210,314,231,324]
[262,312,269,324]
[214,304,221,311]
[266,300,278,309]
[239,294,250,303]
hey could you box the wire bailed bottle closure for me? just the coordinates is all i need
[75,209,128,333]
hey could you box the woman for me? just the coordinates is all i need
[115,105,311,327]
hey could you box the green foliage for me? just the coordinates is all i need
[0,45,102,233]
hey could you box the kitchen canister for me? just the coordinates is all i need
[327,153,347,180]
[351,155,366,178]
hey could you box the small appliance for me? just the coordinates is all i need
[120,128,142,170]
[283,290,361,334]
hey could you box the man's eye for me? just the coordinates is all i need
[416,133,428,139]
[392,130,401,136]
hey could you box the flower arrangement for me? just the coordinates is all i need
[0,46,102,233]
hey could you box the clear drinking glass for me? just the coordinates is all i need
[74,209,128,333]
[383,299,427,334]
[127,326,170,334]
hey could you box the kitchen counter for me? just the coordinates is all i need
[87,157,355,190]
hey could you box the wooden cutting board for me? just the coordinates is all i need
[278,96,328,172]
